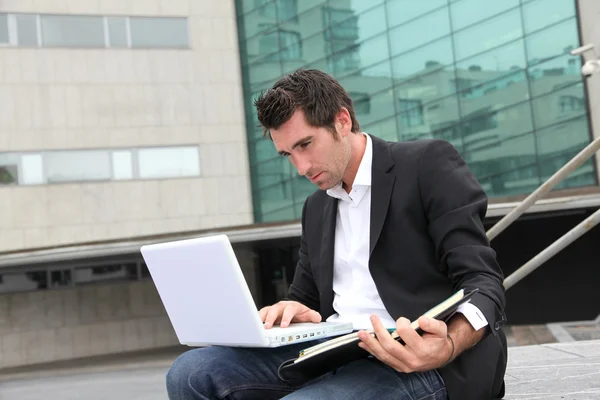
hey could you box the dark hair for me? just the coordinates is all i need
[254,69,360,138]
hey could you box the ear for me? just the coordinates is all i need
[335,107,352,136]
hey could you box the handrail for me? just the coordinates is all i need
[487,135,600,289]
[503,207,600,290]
[487,135,600,241]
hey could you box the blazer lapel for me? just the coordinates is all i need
[319,194,337,309]
[369,135,396,256]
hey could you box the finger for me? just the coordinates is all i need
[357,330,411,373]
[263,303,284,329]
[280,303,298,328]
[417,316,447,338]
[370,315,412,361]
[395,317,425,348]
[258,306,270,322]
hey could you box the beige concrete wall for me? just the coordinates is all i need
[0,0,253,252]
[0,244,261,370]
[577,0,600,183]
[0,280,178,369]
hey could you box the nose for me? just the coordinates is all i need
[291,155,311,177]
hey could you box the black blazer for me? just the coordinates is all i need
[287,135,507,399]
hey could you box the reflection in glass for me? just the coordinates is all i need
[236,0,595,222]
[74,263,138,285]
[453,10,522,61]
[450,0,519,31]
[531,83,586,129]
[389,8,450,57]
[21,154,44,185]
[107,17,128,48]
[16,14,38,46]
[0,14,9,43]
[528,54,582,98]
[386,0,447,28]
[41,15,105,47]
[536,116,594,188]
[0,153,19,185]
[130,17,188,48]
[112,150,133,180]
[138,147,200,179]
[525,19,578,66]
[50,269,72,288]
[46,150,111,183]
[0,271,47,293]
[522,0,575,34]
[391,37,454,80]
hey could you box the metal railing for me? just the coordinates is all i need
[485,135,600,290]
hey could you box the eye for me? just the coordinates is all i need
[300,141,310,149]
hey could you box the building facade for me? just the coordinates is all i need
[0,0,599,370]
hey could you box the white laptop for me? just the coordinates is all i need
[140,234,352,348]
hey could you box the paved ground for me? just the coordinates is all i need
[1,319,599,400]
[505,340,600,399]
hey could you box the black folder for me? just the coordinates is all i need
[278,288,479,383]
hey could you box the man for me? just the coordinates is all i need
[167,69,507,399]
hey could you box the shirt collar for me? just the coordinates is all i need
[327,133,372,200]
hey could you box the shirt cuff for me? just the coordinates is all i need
[456,302,489,331]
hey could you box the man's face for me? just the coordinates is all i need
[270,110,351,190]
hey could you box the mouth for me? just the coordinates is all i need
[310,172,323,182]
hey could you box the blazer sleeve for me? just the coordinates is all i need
[418,140,507,335]
[284,198,321,312]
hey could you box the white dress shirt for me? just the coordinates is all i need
[325,133,489,331]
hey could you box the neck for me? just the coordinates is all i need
[342,133,367,193]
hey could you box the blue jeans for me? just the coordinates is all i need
[166,341,447,400]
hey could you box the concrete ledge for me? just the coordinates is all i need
[505,339,600,399]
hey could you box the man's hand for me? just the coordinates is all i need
[259,300,322,329]
[357,315,453,373]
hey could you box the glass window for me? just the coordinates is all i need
[450,0,519,31]
[466,133,539,196]
[0,14,8,44]
[0,270,47,293]
[388,8,451,57]
[21,153,44,184]
[41,15,105,48]
[328,33,389,76]
[49,269,72,289]
[528,54,582,98]
[453,10,522,61]
[354,89,395,127]
[391,37,454,81]
[130,17,188,48]
[259,29,301,60]
[16,14,38,46]
[112,150,133,180]
[276,0,298,22]
[525,19,578,67]
[45,150,112,183]
[398,98,424,128]
[138,146,200,179]
[522,0,576,34]
[107,17,128,48]
[74,263,137,285]
[0,153,20,185]
[455,39,526,83]
[536,116,595,188]
[349,92,371,115]
[386,0,447,28]
[531,83,586,130]
[363,116,399,143]
[328,0,384,17]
